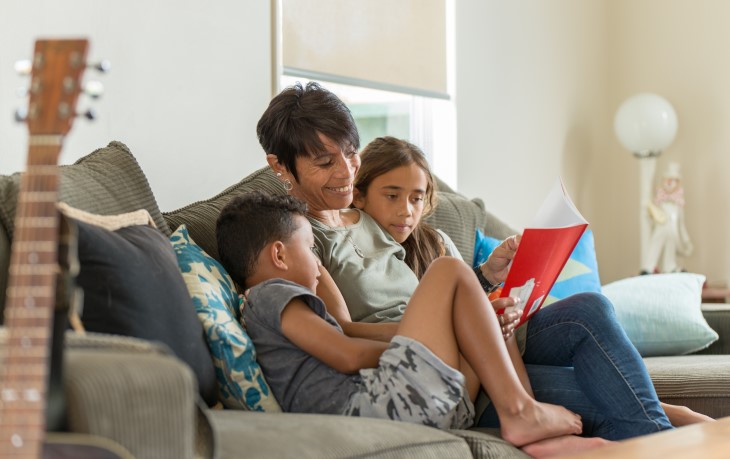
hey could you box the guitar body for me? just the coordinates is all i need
[0,39,125,459]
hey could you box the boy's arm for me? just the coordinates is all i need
[315,266,398,342]
[281,297,389,374]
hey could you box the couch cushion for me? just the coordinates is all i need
[209,410,527,459]
[645,354,730,419]
[0,141,170,317]
[170,225,281,412]
[73,218,217,405]
[164,167,286,262]
[425,191,515,261]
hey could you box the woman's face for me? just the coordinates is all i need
[288,133,361,215]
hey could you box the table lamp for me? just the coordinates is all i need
[614,93,678,273]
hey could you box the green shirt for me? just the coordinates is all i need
[309,210,419,323]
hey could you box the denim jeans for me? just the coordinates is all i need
[477,292,673,440]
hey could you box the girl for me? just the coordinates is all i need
[351,136,712,444]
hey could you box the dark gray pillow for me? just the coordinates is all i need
[74,218,217,406]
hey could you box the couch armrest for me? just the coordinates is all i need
[64,332,200,459]
[697,304,730,355]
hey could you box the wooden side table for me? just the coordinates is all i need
[702,287,730,303]
[556,417,730,459]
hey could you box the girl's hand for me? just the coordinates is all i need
[481,234,521,285]
[490,296,522,340]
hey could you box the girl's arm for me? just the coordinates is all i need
[280,297,389,374]
[316,265,398,342]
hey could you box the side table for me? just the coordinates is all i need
[702,286,730,303]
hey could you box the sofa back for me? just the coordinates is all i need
[0,140,516,320]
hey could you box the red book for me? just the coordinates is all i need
[498,178,588,328]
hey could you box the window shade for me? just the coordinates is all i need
[282,0,448,99]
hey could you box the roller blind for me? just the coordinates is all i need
[282,0,448,99]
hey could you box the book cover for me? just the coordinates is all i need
[498,178,589,328]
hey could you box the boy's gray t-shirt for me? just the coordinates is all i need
[243,278,360,414]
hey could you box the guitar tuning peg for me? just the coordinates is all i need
[89,60,111,73]
[14,59,32,76]
[14,107,28,123]
[83,80,104,99]
[77,108,97,121]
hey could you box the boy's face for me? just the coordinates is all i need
[353,163,428,243]
[284,215,321,292]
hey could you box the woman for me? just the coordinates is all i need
[256,81,709,439]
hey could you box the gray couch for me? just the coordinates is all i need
[1,141,729,459]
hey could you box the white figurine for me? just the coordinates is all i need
[642,162,693,274]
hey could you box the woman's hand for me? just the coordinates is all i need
[490,296,522,340]
[480,234,521,285]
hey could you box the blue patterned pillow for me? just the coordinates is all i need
[170,225,280,411]
[472,228,601,305]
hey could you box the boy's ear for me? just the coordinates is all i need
[268,240,289,271]
[352,188,365,209]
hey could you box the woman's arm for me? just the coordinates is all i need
[280,298,389,374]
[316,265,398,342]
[478,234,521,285]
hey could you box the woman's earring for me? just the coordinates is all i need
[276,172,282,177]
[284,179,293,192]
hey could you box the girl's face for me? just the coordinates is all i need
[353,163,429,243]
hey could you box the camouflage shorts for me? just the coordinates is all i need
[344,335,475,430]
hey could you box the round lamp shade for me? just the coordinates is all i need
[614,93,677,156]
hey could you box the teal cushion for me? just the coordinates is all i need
[603,272,718,357]
[170,225,281,411]
[472,228,601,304]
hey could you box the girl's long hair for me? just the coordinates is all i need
[355,137,444,279]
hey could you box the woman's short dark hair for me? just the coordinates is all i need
[256,82,360,181]
[216,192,308,289]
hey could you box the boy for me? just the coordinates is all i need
[216,191,582,448]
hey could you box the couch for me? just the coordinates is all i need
[1,141,729,459]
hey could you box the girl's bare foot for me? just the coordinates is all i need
[661,402,715,426]
[522,435,612,458]
[498,400,583,447]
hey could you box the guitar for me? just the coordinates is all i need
[0,39,129,459]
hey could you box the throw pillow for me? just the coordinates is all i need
[170,225,281,412]
[74,218,218,406]
[602,273,719,357]
[472,228,602,305]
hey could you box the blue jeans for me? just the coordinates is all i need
[477,292,673,440]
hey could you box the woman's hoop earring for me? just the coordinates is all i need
[283,179,293,192]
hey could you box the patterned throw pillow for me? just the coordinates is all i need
[170,225,281,412]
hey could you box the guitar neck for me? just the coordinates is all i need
[0,141,62,458]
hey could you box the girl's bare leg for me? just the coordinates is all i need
[396,257,582,447]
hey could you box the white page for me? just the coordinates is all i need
[529,177,588,228]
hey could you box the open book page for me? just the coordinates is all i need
[498,177,588,328]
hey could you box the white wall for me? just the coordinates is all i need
[455,1,607,232]
[0,0,272,211]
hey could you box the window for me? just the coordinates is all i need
[276,0,456,187]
